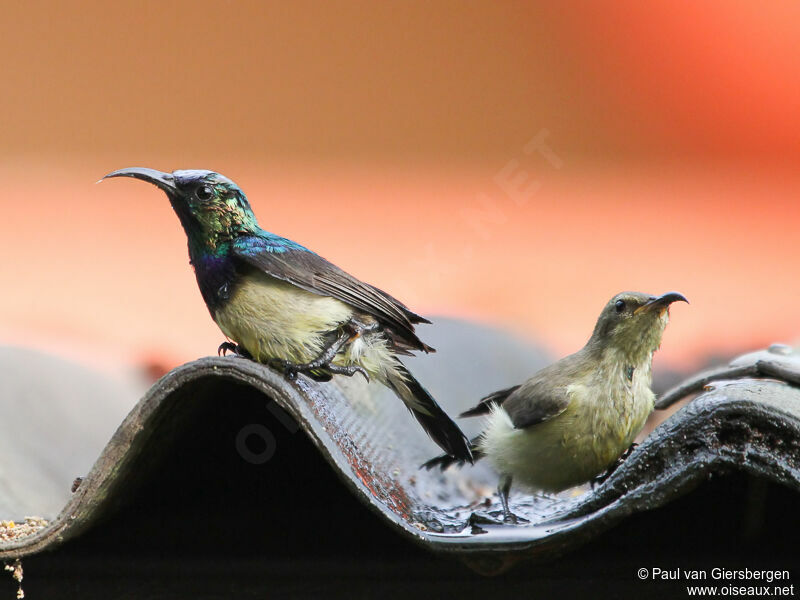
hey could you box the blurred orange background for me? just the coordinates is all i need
[1,1,798,376]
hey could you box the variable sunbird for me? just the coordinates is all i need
[104,167,472,462]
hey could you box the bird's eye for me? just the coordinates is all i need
[614,299,626,313]
[196,185,213,201]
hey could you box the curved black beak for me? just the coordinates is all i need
[101,167,178,195]
[635,291,689,315]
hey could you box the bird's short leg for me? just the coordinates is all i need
[301,329,353,370]
[218,341,252,359]
[498,475,527,524]
[268,318,377,382]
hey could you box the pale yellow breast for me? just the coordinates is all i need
[214,271,353,363]
[585,361,654,467]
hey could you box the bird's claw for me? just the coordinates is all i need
[592,442,639,488]
[327,363,370,382]
[267,358,296,379]
[218,341,251,358]
[592,466,615,489]
[620,442,638,459]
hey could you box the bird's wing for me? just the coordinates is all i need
[231,234,432,352]
[501,379,571,429]
[459,385,522,418]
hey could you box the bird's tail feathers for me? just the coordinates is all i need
[459,384,521,418]
[384,361,473,463]
[421,435,484,471]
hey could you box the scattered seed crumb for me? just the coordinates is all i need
[0,517,48,543]
[3,558,23,598]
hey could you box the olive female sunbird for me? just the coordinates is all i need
[424,291,687,521]
[103,167,472,462]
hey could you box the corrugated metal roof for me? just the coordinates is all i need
[1,340,799,575]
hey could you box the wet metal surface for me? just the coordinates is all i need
[1,346,799,574]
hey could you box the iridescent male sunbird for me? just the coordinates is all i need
[103,167,472,462]
[423,291,687,521]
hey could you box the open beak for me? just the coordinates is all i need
[101,167,178,195]
[634,291,689,315]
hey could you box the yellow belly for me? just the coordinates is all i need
[213,271,399,380]
[214,271,353,364]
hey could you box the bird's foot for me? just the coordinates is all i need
[266,357,367,383]
[218,341,237,356]
[218,342,252,359]
[620,442,638,460]
[326,363,370,381]
[267,358,300,380]
[592,464,619,489]
[591,443,638,488]
[496,476,527,524]
[501,511,529,525]
[265,318,376,382]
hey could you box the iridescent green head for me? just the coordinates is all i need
[103,167,259,246]
[588,291,688,364]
